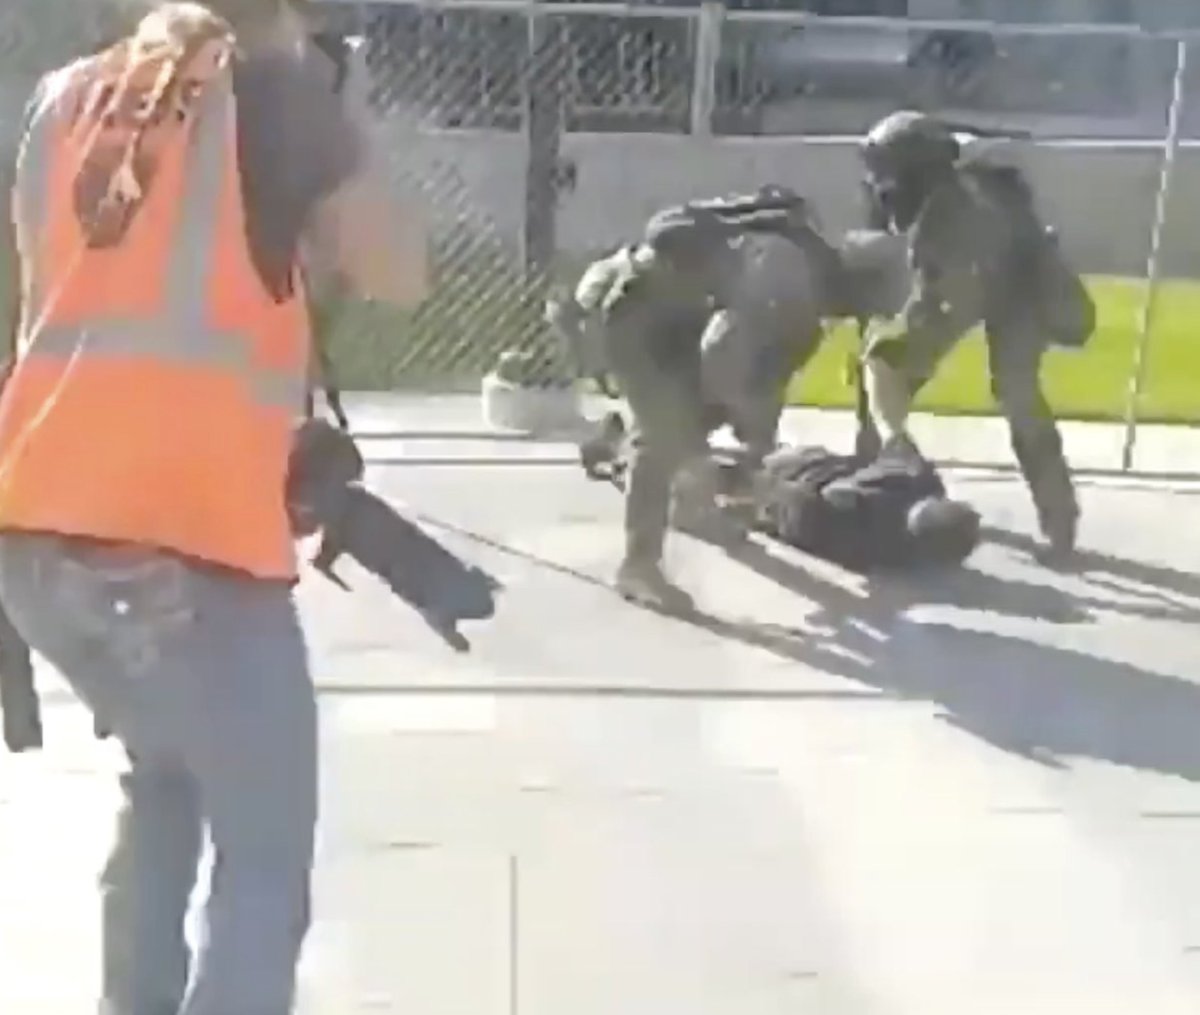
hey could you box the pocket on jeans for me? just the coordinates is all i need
[53,544,198,676]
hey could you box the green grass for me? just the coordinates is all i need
[787,276,1200,423]
[319,270,1200,423]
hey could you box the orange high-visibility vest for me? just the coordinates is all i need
[0,50,310,580]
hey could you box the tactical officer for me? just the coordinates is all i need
[858,110,1094,559]
[563,192,918,500]
[574,205,746,611]
[556,187,837,475]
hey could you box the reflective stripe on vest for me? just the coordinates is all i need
[0,64,309,580]
[17,77,307,415]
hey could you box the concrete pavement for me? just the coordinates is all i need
[4,415,1200,1013]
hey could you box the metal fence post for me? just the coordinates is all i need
[522,0,563,279]
[1121,37,1188,472]
[690,2,722,137]
[508,854,521,1015]
[291,3,1200,393]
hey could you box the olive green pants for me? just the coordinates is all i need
[606,308,714,566]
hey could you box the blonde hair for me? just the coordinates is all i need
[86,2,237,124]
[73,3,236,241]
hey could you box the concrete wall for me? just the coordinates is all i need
[0,93,1192,279]
[405,130,1200,279]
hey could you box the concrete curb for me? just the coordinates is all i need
[328,393,1200,480]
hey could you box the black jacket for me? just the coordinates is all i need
[756,440,947,571]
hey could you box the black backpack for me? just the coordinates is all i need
[964,164,1096,348]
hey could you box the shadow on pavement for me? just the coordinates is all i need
[982,524,1200,621]
[699,532,1200,783]
[349,495,1200,783]
[874,621,1200,780]
[729,539,1098,625]
[726,527,1200,627]
[312,487,503,652]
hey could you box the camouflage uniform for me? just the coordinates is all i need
[575,208,744,610]
[561,188,844,468]
[699,234,823,461]
[860,112,1093,556]
[552,245,630,390]
[694,187,837,462]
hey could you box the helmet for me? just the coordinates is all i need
[861,110,961,180]
[644,205,728,252]
[860,111,961,232]
[906,496,981,565]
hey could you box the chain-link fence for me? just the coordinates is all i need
[3,2,1200,461]
[328,3,1200,459]
[0,0,141,348]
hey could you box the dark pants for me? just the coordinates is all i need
[701,310,824,463]
[986,326,1077,541]
[0,600,39,752]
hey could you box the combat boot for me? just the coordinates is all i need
[615,558,695,614]
[1010,427,1078,563]
[1030,467,1079,563]
[1036,498,1078,563]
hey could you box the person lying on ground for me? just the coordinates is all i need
[744,436,981,572]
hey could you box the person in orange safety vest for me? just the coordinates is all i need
[0,3,427,1014]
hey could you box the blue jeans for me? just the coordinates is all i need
[0,534,317,1015]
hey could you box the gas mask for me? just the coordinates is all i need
[861,167,934,235]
